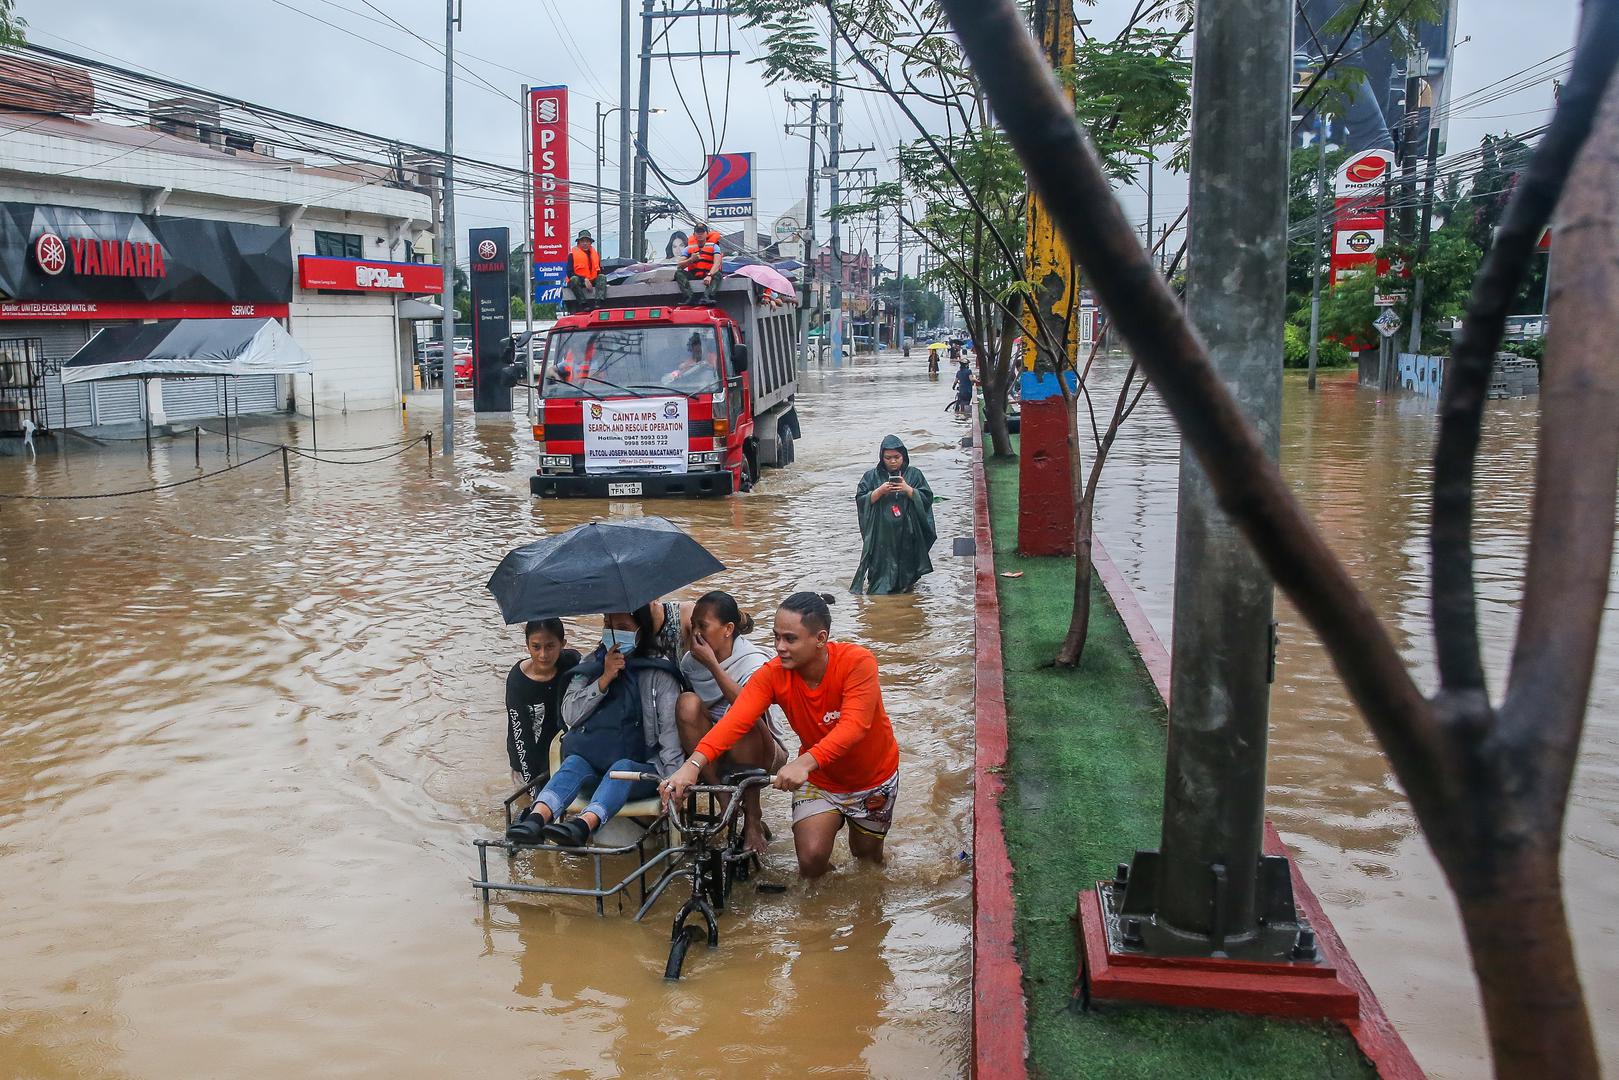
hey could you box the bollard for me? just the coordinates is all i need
[281,445,290,490]
[425,432,433,459]
[194,426,201,467]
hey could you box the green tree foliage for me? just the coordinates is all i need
[0,1,25,45]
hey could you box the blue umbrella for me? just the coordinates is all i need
[487,517,725,624]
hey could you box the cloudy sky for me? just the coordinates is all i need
[26,0,1581,263]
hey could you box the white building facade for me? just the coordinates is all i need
[0,90,438,434]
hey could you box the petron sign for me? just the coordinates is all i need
[706,153,755,221]
[298,255,443,294]
[529,85,571,281]
[0,202,292,315]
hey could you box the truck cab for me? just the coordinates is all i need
[530,279,801,498]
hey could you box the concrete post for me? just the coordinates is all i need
[1153,0,1291,947]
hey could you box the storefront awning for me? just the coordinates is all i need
[397,298,443,320]
[60,318,314,383]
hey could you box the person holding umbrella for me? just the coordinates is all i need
[506,611,684,847]
[661,591,901,879]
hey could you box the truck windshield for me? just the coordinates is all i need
[542,327,723,398]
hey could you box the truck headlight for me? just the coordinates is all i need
[541,454,572,468]
[687,451,723,466]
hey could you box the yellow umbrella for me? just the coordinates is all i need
[927,342,949,351]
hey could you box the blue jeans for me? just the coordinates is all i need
[535,755,658,825]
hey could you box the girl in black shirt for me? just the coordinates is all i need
[504,619,581,825]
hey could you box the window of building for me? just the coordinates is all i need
[314,231,364,259]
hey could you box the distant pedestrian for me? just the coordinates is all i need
[951,358,974,418]
[851,435,937,595]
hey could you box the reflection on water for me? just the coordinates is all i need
[1088,358,1619,1080]
[0,355,974,1079]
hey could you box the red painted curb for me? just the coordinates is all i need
[1088,536,1425,1080]
[972,430,1030,1079]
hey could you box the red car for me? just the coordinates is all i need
[453,350,474,384]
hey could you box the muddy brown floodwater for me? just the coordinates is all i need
[0,354,976,1079]
[1087,358,1619,1080]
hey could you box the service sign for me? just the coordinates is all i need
[530,86,571,267]
[582,396,689,475]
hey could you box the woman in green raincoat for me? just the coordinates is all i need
[851,435,937,594]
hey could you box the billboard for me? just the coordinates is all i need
[706,153,754,221]
[529,86,570,276]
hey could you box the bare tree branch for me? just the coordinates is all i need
[1432,0,1619,697]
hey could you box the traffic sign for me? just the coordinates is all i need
[1374,310,1402,338]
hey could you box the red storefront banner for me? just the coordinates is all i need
[298,255,443,293]
[0,300,289,320]
[529,85,571,268]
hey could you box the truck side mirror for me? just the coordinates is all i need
[730,342,749,374]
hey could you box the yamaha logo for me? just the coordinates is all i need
[478,239,498,261]
[534,97,560,124]
[34,233,67,275]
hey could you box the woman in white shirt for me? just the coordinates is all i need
[676,590,789,855]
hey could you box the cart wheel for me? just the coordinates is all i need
[664,924,704,980]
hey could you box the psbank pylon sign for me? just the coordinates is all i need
[529,85,570,277]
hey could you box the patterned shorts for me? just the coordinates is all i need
[791,770,900,837]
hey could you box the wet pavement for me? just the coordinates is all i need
[0,354,975,1079]
[1086,357,1619,1080]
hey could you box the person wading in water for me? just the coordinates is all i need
[851,435,937,595]
[661,592,900,878]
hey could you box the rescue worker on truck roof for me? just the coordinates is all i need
[676,221,724,305]
[565,230,607,312]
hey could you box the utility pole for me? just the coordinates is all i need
[619,0,633,259]
[1407,126,1440,356]
[1145,153,1154,275]
[631,3,740,261]
[1016,0,1079,557]
[1117,0,1306,962]
[440,0,461,456]
[896,178,907,356]
[827,10,844,368]
[786,92,822,367]
[522,84,535,418]
[1307,120,1326,391]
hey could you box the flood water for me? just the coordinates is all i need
[1087,358,1619,1079]
[0,356,977,1079]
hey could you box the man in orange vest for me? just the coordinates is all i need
[675,221,724,305]
[565,230,606,311]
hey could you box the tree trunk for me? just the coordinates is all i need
[1055,482,1096,667]
[1454,850,1600,1078]
[984,390,1014,457]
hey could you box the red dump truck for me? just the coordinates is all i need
[530,279,801,497]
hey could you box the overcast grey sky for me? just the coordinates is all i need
[26,0,1581,262]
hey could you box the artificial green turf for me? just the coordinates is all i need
[986,449,1377,1080]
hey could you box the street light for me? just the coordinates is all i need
[596,104,665,254]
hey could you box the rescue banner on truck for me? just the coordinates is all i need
[583,397,689,474]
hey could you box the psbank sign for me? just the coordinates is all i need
[529,85,571,268]
[298,255,443,294]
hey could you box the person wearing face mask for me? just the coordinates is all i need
[662,591,900,879]
[508,608,683,847]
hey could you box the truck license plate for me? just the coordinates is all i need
[607,482,643,497]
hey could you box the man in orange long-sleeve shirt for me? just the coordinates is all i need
[661,591,899,877]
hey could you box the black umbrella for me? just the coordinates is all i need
[487,517,725,624]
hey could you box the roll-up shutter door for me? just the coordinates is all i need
[21,322,93,430]
[91,380,143,425]
[161,377,225,421]
[233,375,279,413]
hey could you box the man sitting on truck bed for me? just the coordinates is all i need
[565,230,607,312]
[676,222,724,305]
